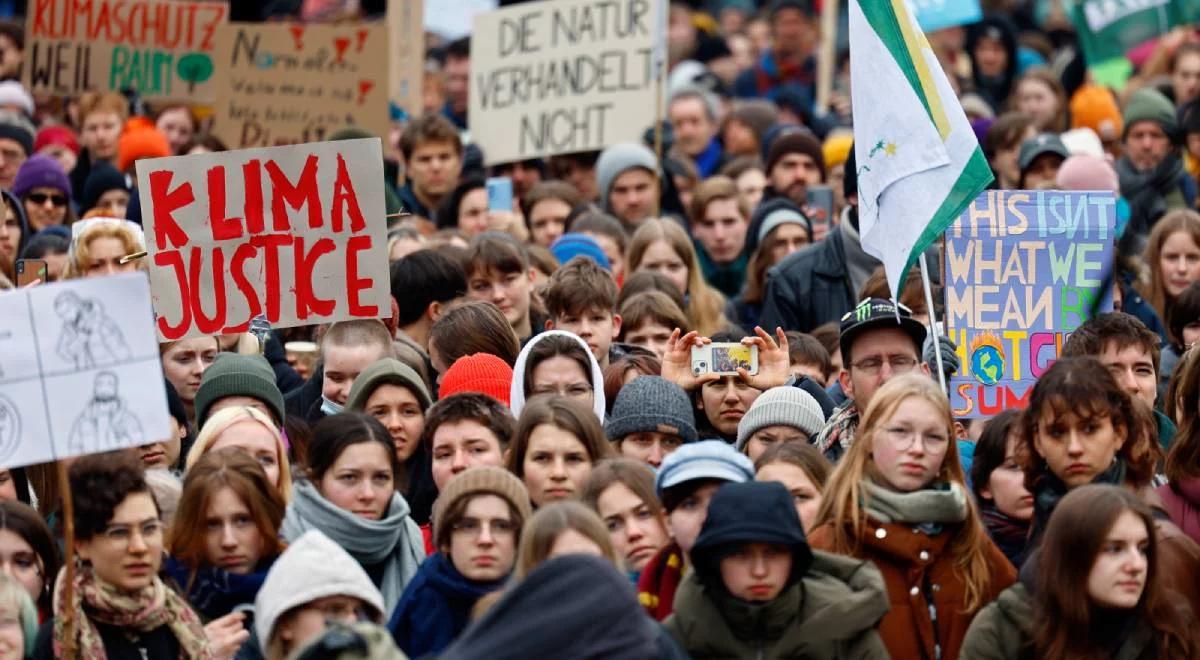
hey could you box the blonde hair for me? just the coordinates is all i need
[812,374,997,611]
[187,406,292,502]
[0,572,37,656]
[513,501,619,580]
[67,217,146,278]
[626,218,729,336]
[1140,209,1200,323]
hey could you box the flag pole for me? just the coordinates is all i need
[919,252,947,394]
[815,0,839,115]
[651,0,667,216]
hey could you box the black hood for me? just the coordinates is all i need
[3,189,30,258]
[966,15,1019,112]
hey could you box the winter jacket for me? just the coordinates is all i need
[388,553,504,657]
[665,550,890,659]
[758,225,857,333]
[808,518,1016,660]
[1157,478,1200,545]
[33,618,180,660]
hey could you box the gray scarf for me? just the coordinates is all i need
[862,480,968,527]
[281,480,425,616]
[839,217,878,300]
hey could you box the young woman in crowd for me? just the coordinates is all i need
[280,412,425,616]
[167,449,285,622]
[34,453,230,659]
[66,217,144,279]
[1016,357,1200,613]
[436,178,490,237]
[511,501,619,580]
[345,358,432,493]
[0,573,37,660]
[738,199,812,328]
[510,331,607,421]
[1161,347,1200,543]
[505,397,613,508]
[0,192,26,285]
[968,409,1033,565]
[1140,209,1200,325]
[1012,67,1068,132]
[736,386,826,461]
[14,155,74,231]
[522,180,582,248]
[666,481,890,658]
[809,374,1015,660]
[626,218,730,336]
[581,458,670,581]
[983,112,1037,190]
[428,300,521,379]
[187,406,293,502]
[159,336,217,429]
[0,501,58,621]
[254,530,386,660]
[753,441,831,533]
[388,467,532,657]
[617,291,689,360]
[962,485,1198,658]
[154,104,197,155]
[601,353,662,415]
[463,232,548,343]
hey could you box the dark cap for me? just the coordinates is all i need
[838,298,927,362]
[1018,133,1068,172]
[770,0,814,17]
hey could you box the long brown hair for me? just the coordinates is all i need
[580,458,666,524]
[506,397,613,479]
[1166,347,1200,484]
[169,448,285,585]
[1140,210,1200,323]
[811,374,998,611]
[1034,484,1196,658]
[512,501,618,579]
[626,218,729,336]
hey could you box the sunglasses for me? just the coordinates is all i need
[27,193,67,207]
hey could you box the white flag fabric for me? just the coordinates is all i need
[850,0,993,296]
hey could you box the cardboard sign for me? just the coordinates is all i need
[136,138,391,341]
[388,0,424,118]
[469,0,656,165]
[24,0,228,101]
[909,0,981,32]
[1071,0,1191,64]
[0,273,171,469]
[944,191,1116,418]
[210,22,389,149]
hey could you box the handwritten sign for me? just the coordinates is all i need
[210,23,389,149]
[469,0,656,165]
[24,0,228,101]
[944,191,1115,418]
[0,273,171,469]
[388,0,424,118]
[909,0,981,32]
[136,138,391,341]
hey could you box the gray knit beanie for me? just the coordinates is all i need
[595,142,658,209]
[194,353,285,429]
[735,386,826,450]
[604,376,698,443]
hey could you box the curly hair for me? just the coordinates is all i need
[69,452,152,541]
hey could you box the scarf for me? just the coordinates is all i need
[53,564,212,659]
[390,553,505,658]
[979,504,1030,566]
[814,401,858,462]
[1031,460,1126,545]
[164,556,274,621]
[862,480,968,533]
[636,542,685,621]
[1116,153,1186,238]
[281,480,424,616]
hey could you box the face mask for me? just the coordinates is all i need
[320,396,344,417]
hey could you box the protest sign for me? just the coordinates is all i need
[0,273,170,469]
[388,0,424,118]
[1071,0,1191,65]
[210,23,389,149]
[136,138,391,342]
[944,190,1116,418]
[469,0,656,165]
[24,0,228,101]
[909,0,981,33]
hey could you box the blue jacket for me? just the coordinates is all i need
[388,552,505,657]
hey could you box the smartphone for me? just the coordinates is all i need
[15,259,46,287]
[806,185,834,229]
[691,343,759,377]
[486,177,513,212]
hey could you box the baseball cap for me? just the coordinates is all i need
[654,440,754,498]
[838,298,927,362]
[1018,133,1069,172]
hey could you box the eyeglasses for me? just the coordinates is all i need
[850,355,919,375]
[450,517,516,539]
[304,600,371,623]
[880,426,950,453]
[101,520,163,547]
[27,192,67,207]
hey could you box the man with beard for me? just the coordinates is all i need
[1118,87,1197,252]
[69,371,143,454]
[743,128,826,250]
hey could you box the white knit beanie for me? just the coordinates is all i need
[255,530,385,651]
[735,387,826,450]
[595,142,657,209]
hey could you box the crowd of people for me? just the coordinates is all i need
[1,0,1200,657]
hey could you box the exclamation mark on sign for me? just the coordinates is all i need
[357,80,374,105]
[289,26,305,50]
[355,29,369,52]
[333,37,351,64]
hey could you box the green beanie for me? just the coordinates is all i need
[1122,88,1177,141]
[346,358,432,412]
[194,353,286,429]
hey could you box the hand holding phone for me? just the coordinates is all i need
[691,343,759,377]
[486,177,514,212]
[15,259,46,287]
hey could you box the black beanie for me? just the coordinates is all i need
[80,162,130,215]
[690,481,813,593]
[765,129,826,181]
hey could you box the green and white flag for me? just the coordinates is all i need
[850,0,992,297]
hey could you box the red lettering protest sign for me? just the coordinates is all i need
[136,138,390,341]
[24,0,228,101]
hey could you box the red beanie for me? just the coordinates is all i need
[439,353,513,406]
[34,125,79,155]
[117,126,170,173]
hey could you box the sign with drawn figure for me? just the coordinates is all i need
[136,138,391,342]
[0,272,170,469]
[24,0,228,101]
[469,0,657,165]
[210,22,390,149]
[944,190,1116,418]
